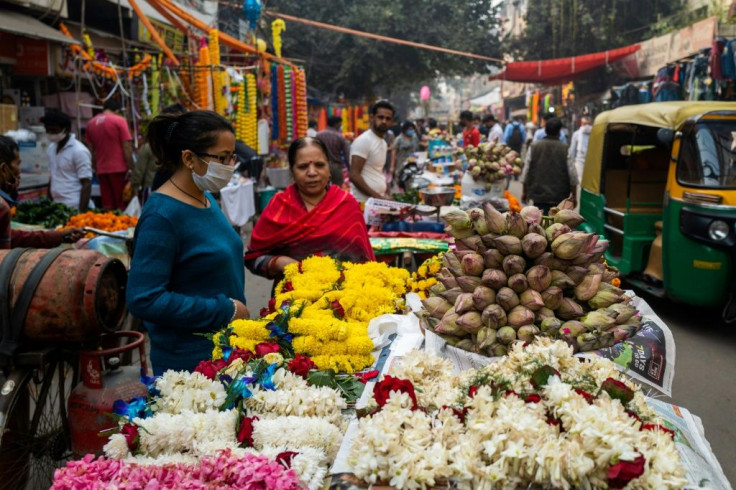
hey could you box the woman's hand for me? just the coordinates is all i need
[51,227,85,244]
[233,299,250,320]
[273,256,298,274]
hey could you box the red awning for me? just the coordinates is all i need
[491,45,641,85]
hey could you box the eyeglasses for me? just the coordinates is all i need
[196,153,238,166]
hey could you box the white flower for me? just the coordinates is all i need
[252,416,343,459]
[151,370,227,414]
[103,433,130,459]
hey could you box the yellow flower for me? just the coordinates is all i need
[428,260,441,275]
[231,319,271,341]
[263,352,284,366]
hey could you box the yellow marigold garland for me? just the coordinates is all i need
[408,253,443,299]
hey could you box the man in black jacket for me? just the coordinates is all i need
[520,117,578,214]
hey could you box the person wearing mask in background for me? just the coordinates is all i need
[521,118,577,215]
[85,99,135,210]
[42,109,93,211]
[0,135,84,248]
[350,100,395,201]
[487,114,504,144]
[390,121,419,181]
[316,115,351,186]
[307,119,318,138]
[126,110,248,375]
[134,104,187,201]
[503,116,526,154]
[568,116,593,183]
[534,113,568,143]
[460,110,480,148]
[479,114,491,139]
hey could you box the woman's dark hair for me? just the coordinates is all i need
[370,99,395,116]
[41,109,72,130]
[104,99,122,112]
[401,121,416,133]
[147,110,234,173]
[0,135,19,165]
[327,116,342,128]
[287,137,329,169]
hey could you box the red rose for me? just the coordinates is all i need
[298,262,303,273]
[236,415,259,447]
[524,394,541,403]
[641,423,675,438]
[574,388,596,404]
[276,450,298,468]
[228,349,255,364]
[287,354,317,379]
[546,417,562,427]
[626,410,641,422]
[607,455,646,489]
[356,370,379,384]
[120,423,139,452]
[468,385,479,398]
[601,377,635,405]
[504,390,520,398]
[255,342,281,358]
[441,405,468,423]
[283,281,294,292]
[373,375,418,410]
[331,300,345,319]
[194,358,228,380]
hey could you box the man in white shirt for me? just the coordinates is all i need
[350,100,395,201]
[42,109,93,210]
[486,114,504,144]
[568,116,593,183]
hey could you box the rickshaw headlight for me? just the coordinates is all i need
[707,220,729,241]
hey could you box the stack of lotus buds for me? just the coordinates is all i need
[421,198,643,356]
[458,142,523,185]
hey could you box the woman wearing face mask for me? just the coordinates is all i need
[126,110,248,375]
[245,137,374,289]
[0,135,84,248]
[390,121,419,184]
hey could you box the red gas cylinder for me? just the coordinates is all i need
[68,331,149,457]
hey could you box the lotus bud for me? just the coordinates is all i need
[473,286,496,310]
[536,307,555,323]
[461,253,485,277]
[455,250,476,260]
[497,326,517,345]
[507,273,529,293]
[476,327,497,350]
[541,317,562,335]
[502,255,527,276]
[526,265,552,291]
[520,289,545,311]
[482,269,507,290]
[480,233,501,247]
[482,304,507,329]
[574,273,602,301]
[459,235,485,253]
[560,320,587,337]
[591,240,610,254]
[550,270,575,290]
[456,339,475,352]
[581,310,617,332]
[557,196,576,210]
[557,298,585,320]
[457,276,482,293]
[443,254,463,276]
[518,325,540,342]
[491,344,508,356]
[577,332,599,352]
[457,311,483,334]
[606,304,637,324]
[602,266,619,284]
[483,249,504,268]
[483,202,508,234]
[551,232,595,260]
[507,305,535,327]
[612,325,638,342]
[520,206,543,225]
[492,235,522,256]
[439,287,463,304]
[521,233,547,259]
[565,266,588,286]
[541,286,564,310]
[588,263,605,275]
[428,283,446,296]
[422,296,452,319]
[587,290,621,309]
[506,213,528,238]
[527,222,546,236]
[446,225,477,240]
[469,208,490,235]
[455,293,476,315]
[434,311,464,336]
[545,223,571,243]
[598,282,625,296]
[438,334,461,346]
[471,166,482,178]
[553,209,585,228]
[548,206,561,217]
[513,165,522,176]
[496,287,520,311]
[443,209,472,230]
[534,252,569,271]
[437,269,459,289]
[598,330,616,349]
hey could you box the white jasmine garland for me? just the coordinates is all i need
[246,384,347,424]
[390,351,462,408]
[252,416,344,459]
[102,433,131,459]
[151,370,227,414]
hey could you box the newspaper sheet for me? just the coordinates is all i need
[425,291,676,396]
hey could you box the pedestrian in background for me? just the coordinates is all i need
[85,99,134,210]
[460,110,480,148]
[503,116,526,154]
[534,112,568,143]
[569,116,593,183]
[487,114,504,144]
[390,121,419,180]
[350,100,395,201]
[316,115,351,186]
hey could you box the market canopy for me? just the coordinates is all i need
[491,45,641,85]
[0,10,80,45]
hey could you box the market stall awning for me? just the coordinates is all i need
[491,45,640,85]
[0,10,79,45]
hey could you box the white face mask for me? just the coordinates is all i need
[192,157,235,192]
[47,131,67,143]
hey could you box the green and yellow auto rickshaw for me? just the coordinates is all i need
[579,101,736,322]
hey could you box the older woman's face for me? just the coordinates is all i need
[0,150,21,191]
[292,143,330,198]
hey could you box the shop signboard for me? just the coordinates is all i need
[15,37,51,76]
[615,17,717,78]
[136,17,185,54]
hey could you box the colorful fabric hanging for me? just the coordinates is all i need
[317,107,327,131]
[271,64,279,142]
[277,65,287,141]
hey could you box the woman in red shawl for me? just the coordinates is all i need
[245,138,374,284]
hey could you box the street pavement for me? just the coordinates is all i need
[242,182,735,486]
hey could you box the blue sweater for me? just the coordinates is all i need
[126,192,245,374]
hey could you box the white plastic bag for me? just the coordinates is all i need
[123,196,141,217]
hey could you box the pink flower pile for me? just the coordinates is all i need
[51,449,303,490]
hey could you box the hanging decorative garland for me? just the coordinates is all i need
[150,55,161,117]
[195,40,212,110]
[209,30,228,116]
[277,64,287,142]
[283,66,293,142]
[236,79,247,141]
[270,64,279,143]
[245,73,258,150]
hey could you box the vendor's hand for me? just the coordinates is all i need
[273,256,298,274]
[233,300,250,320]
[53,227,85,243]
[569,192,578,207]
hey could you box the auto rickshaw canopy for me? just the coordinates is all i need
[581,101,736,194]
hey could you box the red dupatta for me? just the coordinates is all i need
[245,185,375,263]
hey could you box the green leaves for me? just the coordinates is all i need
[307,369,366,403]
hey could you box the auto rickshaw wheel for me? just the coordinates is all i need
[722,293,736,324]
